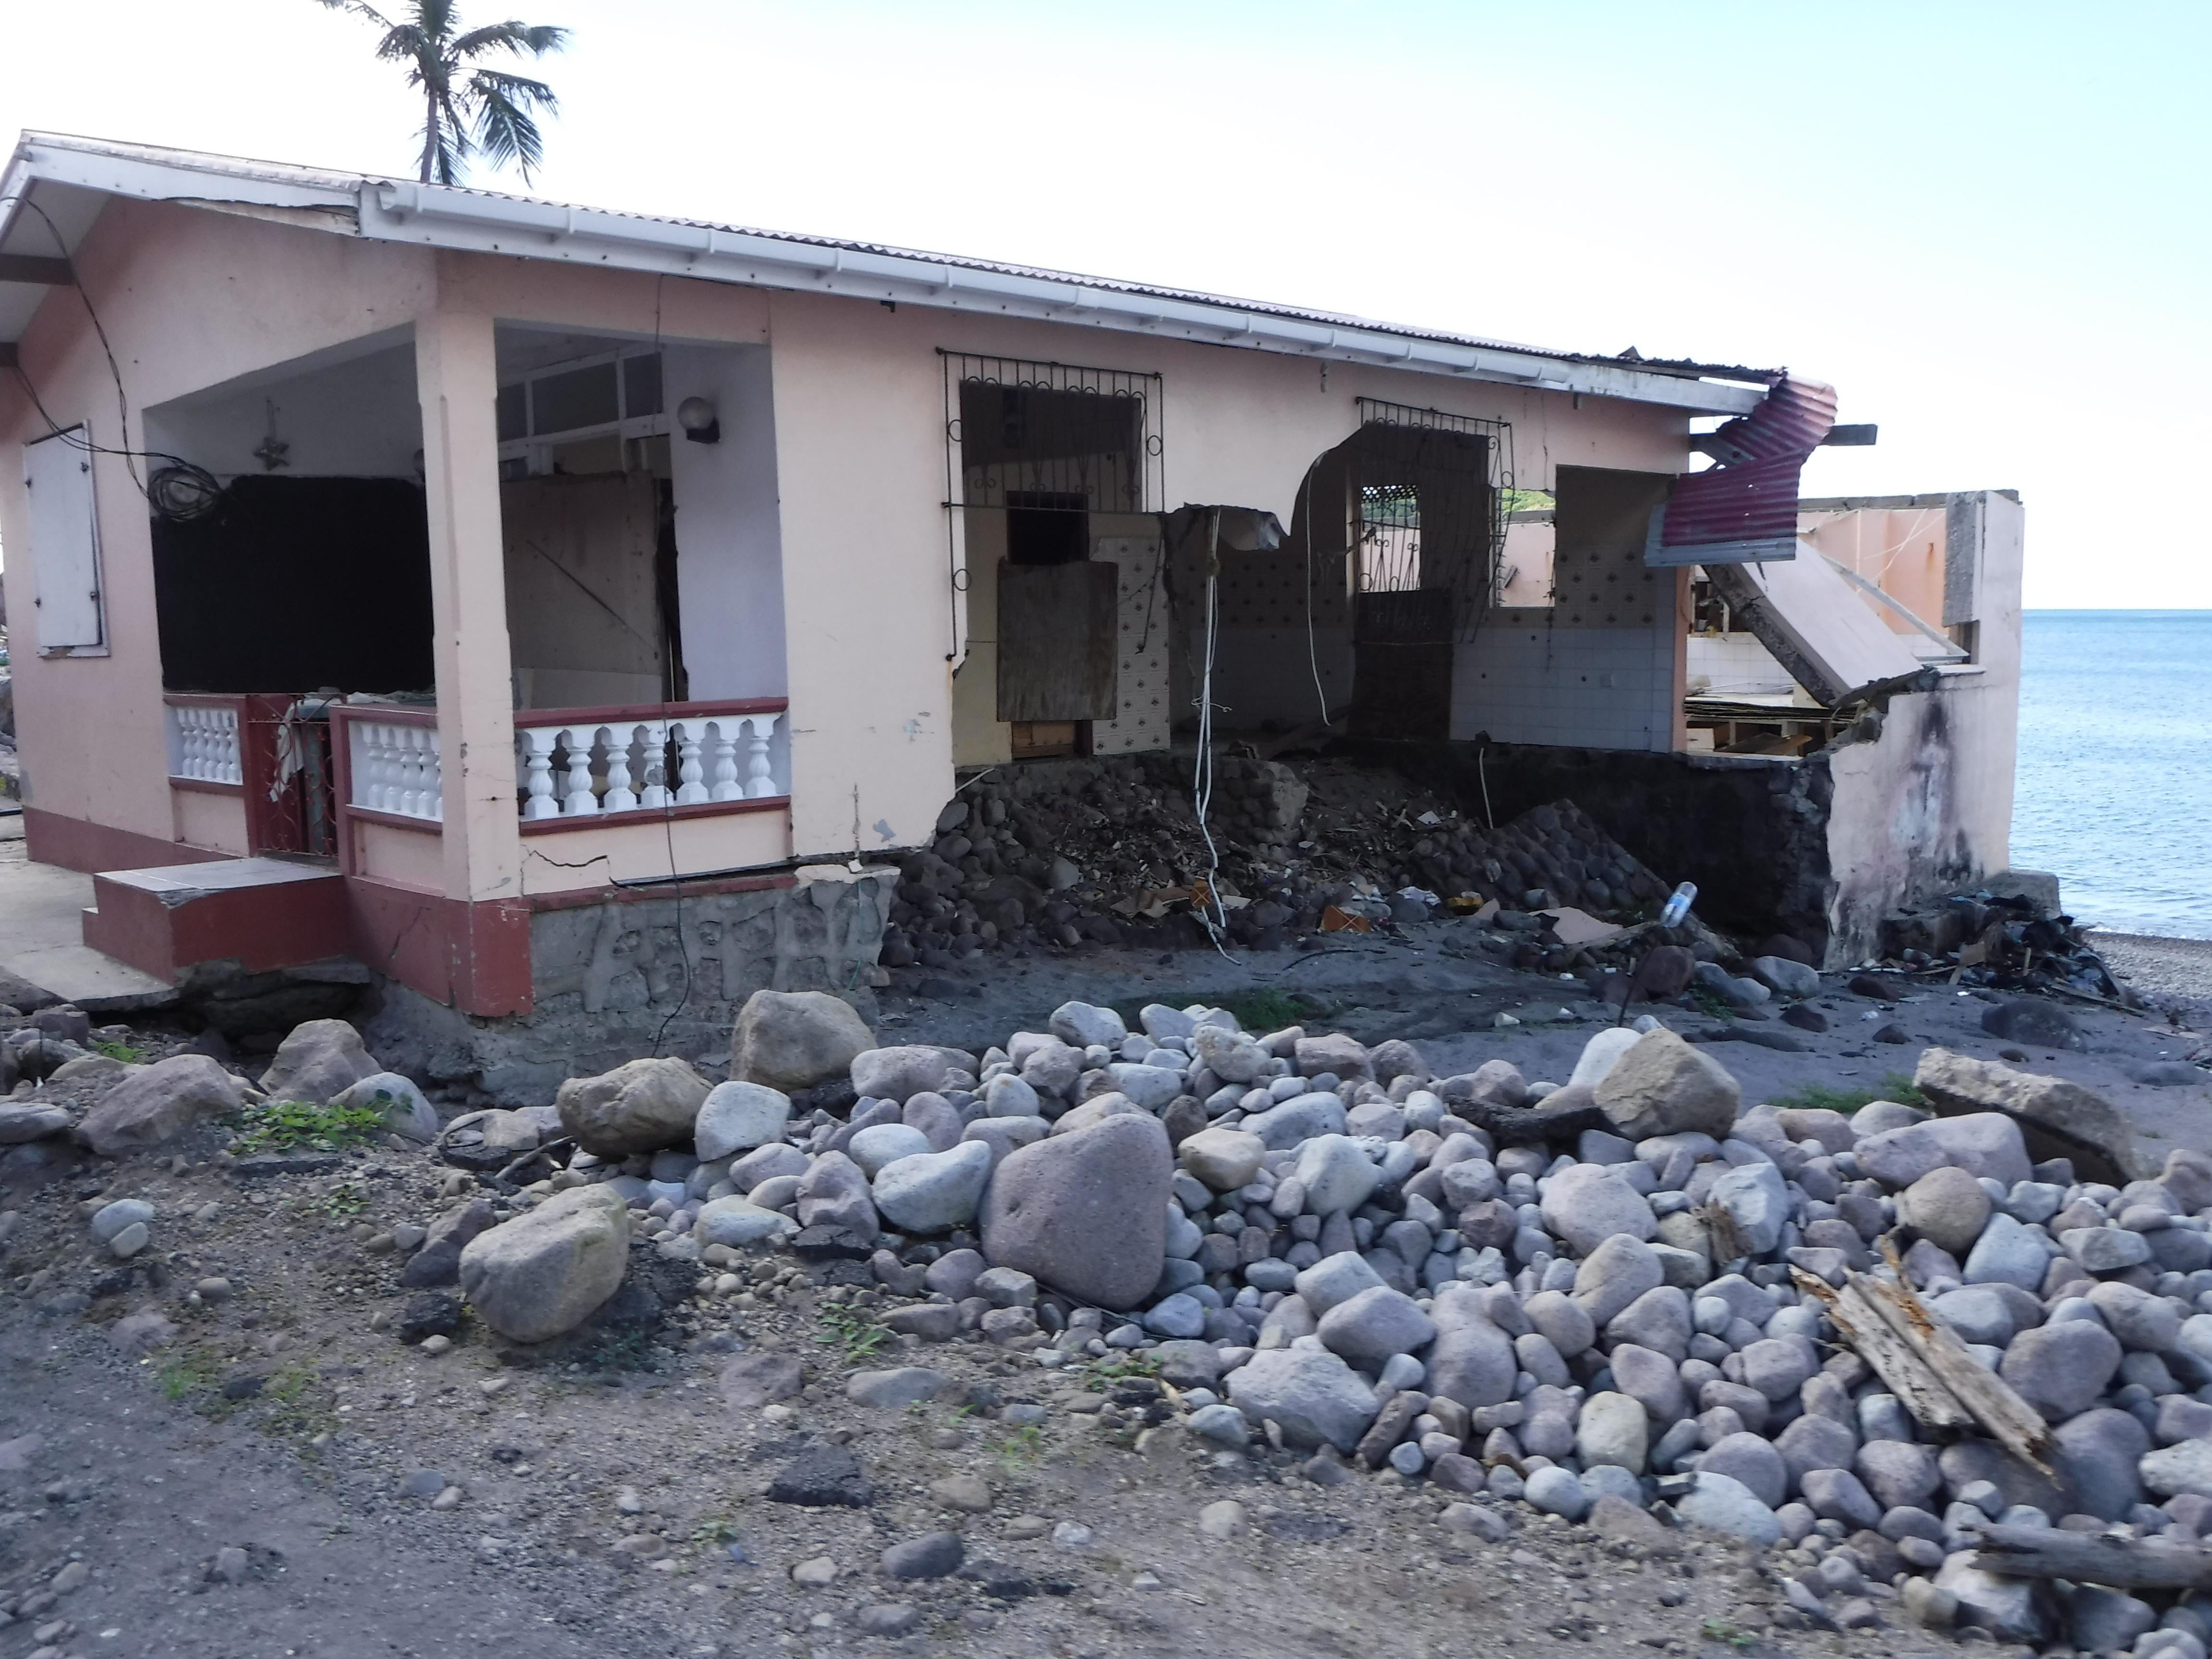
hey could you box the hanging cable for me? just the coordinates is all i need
[1299,452,1332,729]
[1189,508,1233,960]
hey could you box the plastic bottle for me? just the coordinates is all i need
[1659,882,1697,928]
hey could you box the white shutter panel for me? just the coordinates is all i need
[24,426,105,650]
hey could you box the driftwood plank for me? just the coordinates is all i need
[1863,1245,2055,1473]
[1970,1523,2212,1590]
[1794,1270,1974,1432]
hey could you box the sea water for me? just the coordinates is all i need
[2011,610,2212,940]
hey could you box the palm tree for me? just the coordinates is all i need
[316,0,569,186]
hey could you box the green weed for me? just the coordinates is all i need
[1701,1617,1756,1648]
[816,1303,887,1367]
[92,1038,145,1063]
[1079,1352,1162,1392]
[322,1184,368,1218]
[228,1099,387,1155]
[688,1516,741,1547]
[581,1326,651,1372]
[1768,1070,1925,1114]
[157,1350,222,1401]
[994,1422,1045,1472]
[1684,984,1738,1021]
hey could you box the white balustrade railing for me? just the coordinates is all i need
[516,710,786,821]
[166,701,243,785]
[347,718,444,823]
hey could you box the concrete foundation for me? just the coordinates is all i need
[362,869,893,1106]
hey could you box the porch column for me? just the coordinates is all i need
[414,307,522,903]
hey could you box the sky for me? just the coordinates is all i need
[4,0,2207,607]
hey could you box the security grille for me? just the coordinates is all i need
[941,352,1164,517]
[1351,397,1514,642]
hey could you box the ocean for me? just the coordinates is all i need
[2011,610,2212,941]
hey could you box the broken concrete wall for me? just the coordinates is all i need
[1359,739,1834,956]
[362,872,890,1106]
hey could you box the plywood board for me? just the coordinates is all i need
[1708,547,1923,706]
[1092,537,1169,755]
[997,560,1118,722]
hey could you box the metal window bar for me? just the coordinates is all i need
[1351,397,1515,642]
[940,352,1165,516]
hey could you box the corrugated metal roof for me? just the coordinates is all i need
[1,131,1789,410]
[1660,376,1837,550]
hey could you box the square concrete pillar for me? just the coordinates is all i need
[414,306,522,904]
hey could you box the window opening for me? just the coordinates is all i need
[942,353,1164,519]
[1006,489,1090,565]
[496,347,667,478]
[1348,397,1514,643]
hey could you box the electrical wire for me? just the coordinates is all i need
[1188,508,1233,960]
[1299,453,1332,729]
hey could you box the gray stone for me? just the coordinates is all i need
[1525,1289,1596,1356]
[1593,1029,1742,1141]
[1189,1403,1250,1447]
[1569,1028,1644,1092]
[1700,1431,1788,1507]
[719,1350,805,1407]
[1224,1346,1382,1452]
[796,1151,878,1235]
[1143,1293,1205,1338]
[1050,1002,1127,1050]
[1295,1135,1381,1215]
[1179,1127,1265,1192]
[1750,956,1820,998]
[1190,1023,1271,1084]
[1295,1032,1373,1082]
[555,1058,711,1156]
[1928,1286,2017,1346]
[329,1071,441,1142]
[979,1113,1172,1310]
[1801,1467,1882,1530]
[2087,1281,2184,1350]
[981,1073,1041,1118]
[729,989,874,1093]
[457,1184,630,1343]
[1577,1390,1649,1474]
[1241,1093,1347,1150]
[1741,1337,1817,1403]
[959,1115,1048,1168]
[1525,1465,1590,1521]
[1573,1233,1665,1326]
[1423,1318,1519,1410]
[731,1142,809,1189]
[846,1367,949,1407]
[1295,1250,1386,1317]
[1540,1164,1656,1256]
[1932,1558,2048,1642]
[107,1221,150,1257]
[77,1054,249,1156]
[1776,1414,1857,1487]
[1104,1062,1184,1111]
[1316,1285,1436,1370]
[849,1122,930,1175]
[872,1141,992,1233]
[880,1531,964,1580]
[2000,1318,2121,1421]
[1610,1343,1686,1422]
[1676,1470,1781,1544]
[1609,1285,1693,1361]
[1857,1439,1941,1511]
[2142,1440,2212,1501]
[2062,1226,2153,1272]
[0,1104,72,1143]
[258,1018,382,1102]
[88,1197,154,1245]
[1963,1212,2050,1291]
[851,1046,956,1104]
[693,1081,791,1161]
[2051,1407,2149,1520]
[2067,1586,2156,1654]
[1899,1166,1994,1258]
[1917,1047,2143,1179]
[692,1197,798,1247]
[1854,1110,2032,1190]
[1710,1161,1791,1255]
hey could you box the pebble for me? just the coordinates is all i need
[1198,1499,1247,1539]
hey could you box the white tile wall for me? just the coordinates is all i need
[1450,619,1676,751]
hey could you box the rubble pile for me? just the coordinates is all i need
[13,985,2212,1652]
[1885,886,2136,1007]
[881,754,1681,973]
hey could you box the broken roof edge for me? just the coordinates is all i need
[0,131,1776,416]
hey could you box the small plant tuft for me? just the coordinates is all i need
[92,1037,146,1063]
[1080,1352,1162,1392]
[1768,1070,1926,1114]
[817,1303,887,1367]
[228,1100,387,1155]
[994,1422,1045,1471]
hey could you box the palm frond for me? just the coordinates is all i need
[311,0,397,26]
[467,75,548,180]
[452,20,569,58]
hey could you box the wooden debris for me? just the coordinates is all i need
[1970,1523,2212,1591]
[1794,1270,1973,1433]
[1793,1240,2054,1475]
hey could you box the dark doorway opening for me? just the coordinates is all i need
[1005,490,1090,566]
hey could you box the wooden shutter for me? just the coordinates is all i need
[24,427,104,650]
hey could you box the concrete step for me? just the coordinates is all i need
[0,843,175,1012]
[82,857,348,985]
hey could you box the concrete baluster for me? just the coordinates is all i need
[518,726,561,819]
[637,721,671,809]
[673,720,709,805]
[742,713,781,798]
[603,724,641,813]
[560,728,598,815]
[707,721,743,803]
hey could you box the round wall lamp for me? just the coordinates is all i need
[676,396,721,444]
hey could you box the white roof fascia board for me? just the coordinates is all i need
[0,134,1766,415]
